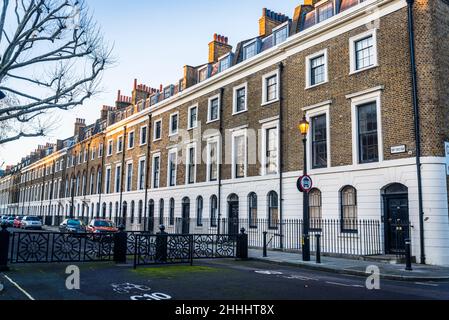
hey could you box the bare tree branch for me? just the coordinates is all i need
[0,0,113,145]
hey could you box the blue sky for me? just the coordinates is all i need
[0,0,300,167]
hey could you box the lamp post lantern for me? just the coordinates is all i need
[298,116,311,262]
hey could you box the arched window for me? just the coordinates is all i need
[77,203,80,217]
[91,203,94,219]
[122,201,128,221]
[248,192,258,228]
[210,195,218,227]
[340,186,358,232]
[115,202,119,224]
[130,201,135,224]
[109,202,113,220]
[102,203,107,219]
[159,199,164,225]
[268,191,279,229]
[96,168,102,194]
[309,188,322,230]
[96,202,100,218]
[149,199,155,231]
[138,200,143,224]
[196,196,203,227]
[169,198,175,226]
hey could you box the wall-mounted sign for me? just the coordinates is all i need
[445,142,449,176]
[391,145,406,154]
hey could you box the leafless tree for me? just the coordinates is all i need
[0,0,113,145]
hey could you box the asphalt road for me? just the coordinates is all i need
[1,259,448,300]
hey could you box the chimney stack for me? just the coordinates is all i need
[74,118,86,137]
[208,33,232,64]
[259,8,290,38]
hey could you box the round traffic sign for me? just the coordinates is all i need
[297,175,313,193]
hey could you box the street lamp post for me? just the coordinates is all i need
[298,116,311,262]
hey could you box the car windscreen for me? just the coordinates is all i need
[67,220,82,226]
[93,220,114,227]
[26,217,40,221]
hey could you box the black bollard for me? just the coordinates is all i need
[263,231,268,257]
[113,224,127,264]
[236,228,248,260]
[315,234,321,264]
[0,224,10,271]
[155,225,168,263]
[405,238,413,271]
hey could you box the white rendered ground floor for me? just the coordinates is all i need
[4,157,449,266]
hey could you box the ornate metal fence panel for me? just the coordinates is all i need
[9,232,114,264]
[134,234,237,267]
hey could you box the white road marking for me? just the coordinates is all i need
[2,274,35,300]
[414,282,439,287]
[326,281,364,288]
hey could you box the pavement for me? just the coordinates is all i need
[249,249,449,281]
[1,259,449,300]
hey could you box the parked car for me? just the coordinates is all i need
[0,215,9,225]
[5,216,15,227]
[86,219,118,234]
[21,216,43,230]
[13,216,24,228]
[59,219,86,234]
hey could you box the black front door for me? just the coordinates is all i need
[182,202,190,234]
[148,203,154,233]
[385,196,409,254]
[228,201,239,235]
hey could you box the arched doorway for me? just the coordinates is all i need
[182,197,190,234]
[148,200,155,233]
[227,194,239,235]
[382,183,409,254]
[122,201,128,228]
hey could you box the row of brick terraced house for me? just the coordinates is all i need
[1,0,449,266]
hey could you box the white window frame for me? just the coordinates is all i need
[349,28,378,75]
[152,153,161,189]
[116,135,123,154]
[105,166,112,194]
[305,49,328,89]
[305,104,331,172]
[137,157,146,190]
[206,137,220,182]
[169,112,179,136]
[231,129,248,179]
[167,148,178,187]
[350,89,383,166]
[84,148,88,162]
[153,119,162,142]
[128,130,135,150]
[243,39,258,60]
[98,143,103,158]
[115,164,122,194]
[140,125,148,146]
[261,120,280,176]
[233,83,248,115]
[107,139,113,156]
[272,21,290,46]
[261,70,280,106]
[188,105,198,130]
[185,143,197,185]
[125,160,133,192]
[207,94,221,123]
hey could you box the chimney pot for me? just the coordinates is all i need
[134,79,137,90]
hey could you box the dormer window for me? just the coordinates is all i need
[273,22,289,46]
[163,85,174,99]
[150,93,159,106]
[243,39,260,60]
[198,66,209,83]
[219,54,233,72]
[317,1,334,23]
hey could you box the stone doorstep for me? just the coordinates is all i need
[248,257,449,282]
